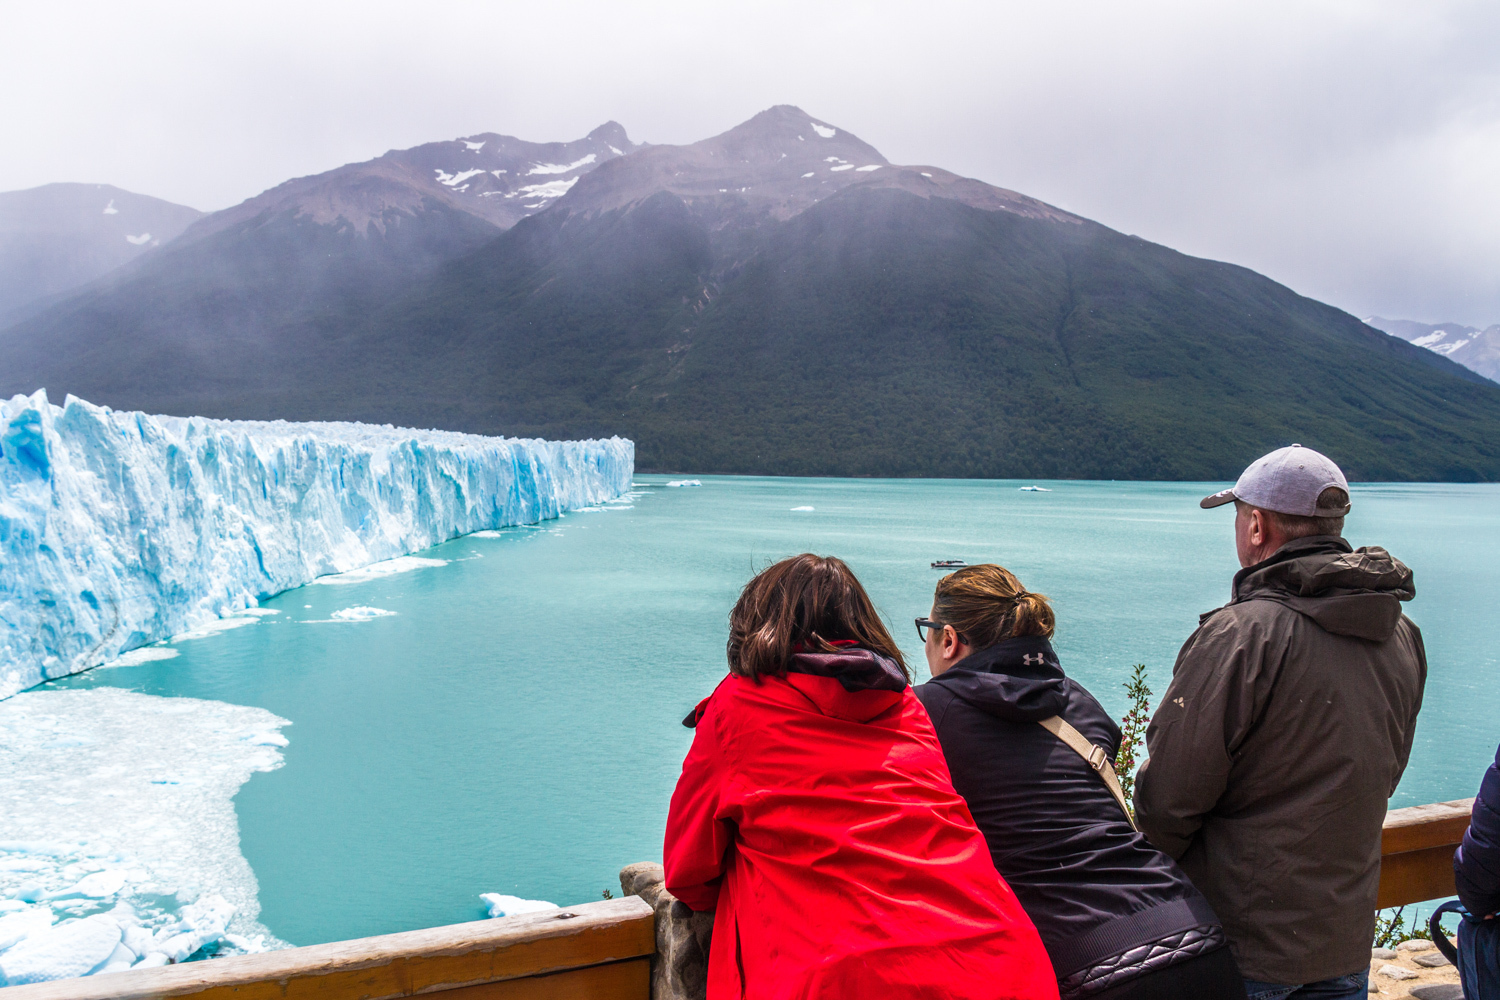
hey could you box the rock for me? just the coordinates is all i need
[1397,938,1436,952]
[1415,950,1452,967]
[1409,986,1464,1000]
[620,863,712,1000]
[1366,979,1377,993]
[1371,947,1398,960]
[1377,963,1419,980]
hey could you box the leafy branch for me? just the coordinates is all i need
[1116,663,1153,817]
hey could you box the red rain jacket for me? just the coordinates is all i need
[664,650,1059,1000]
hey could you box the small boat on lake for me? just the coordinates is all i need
[931,560,967,569]
[1019,485,1052,492]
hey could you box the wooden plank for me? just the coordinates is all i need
[1378,844,1461,909]
[1382,798,1474,855]
[433,959,649,999]
[0,898,653,1000]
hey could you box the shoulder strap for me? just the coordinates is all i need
[1038,715,1137,830]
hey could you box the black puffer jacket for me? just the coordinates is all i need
[916,636,1225,998]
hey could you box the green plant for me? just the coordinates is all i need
[1116,663,1153,816]
[601,888,614,900]
[1374,907,1409,948]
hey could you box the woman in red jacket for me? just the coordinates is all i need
[665,554,1058,999]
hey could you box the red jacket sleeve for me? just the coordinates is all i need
[663,696,734,913]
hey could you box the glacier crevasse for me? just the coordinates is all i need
[0,391,634,698]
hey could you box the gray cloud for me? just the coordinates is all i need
[3,0,1496,324]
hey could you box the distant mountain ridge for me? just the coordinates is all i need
[1364,316,1500,384]
[0,183,201,323]
[4,107,1500,481]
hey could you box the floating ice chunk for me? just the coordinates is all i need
[43,869,126,900]
[151,895,234,962]
[790,506,815,512]
[810,122,836,138]
[1018,486,1052,492]
[470,530,504,538]
[527,154,596,175]
[313,556,447,585]
[329,606,396,622]
[665,479,702,488]
[463,140,485,151]
[480,893,558,918]
[102,200,118,215]
[855,165,882,172]
[0,907,53,951]
[171,617,260,641]
[125,233,152,245]
[0,913,121,984]
[236,608,279,617]
[103,647,179,668]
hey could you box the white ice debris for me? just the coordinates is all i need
[125,233,152,246]
[463,140,485,151]
[855,165,882,172]
[0,688,288,984]
[102,647,179,668]
[504,178,579,202]
[527,154,596,176]
[311,556,448,586]
[790,506,815,512]
[810,122,836,138]
[480,894,558,919]
[665,479,702,488]
[327,606,396,622]
[101,200,118,215]
[0,391,633,698]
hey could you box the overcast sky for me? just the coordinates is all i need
[3,0,1497,325]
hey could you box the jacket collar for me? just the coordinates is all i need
[923,635,1069,722]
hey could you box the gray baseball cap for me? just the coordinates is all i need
[1200,444,1352,516]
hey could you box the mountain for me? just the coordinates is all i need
[5,107,1500,481]
[1365,316,1500,384]
[0,124,636,407]
[0,183,201,324]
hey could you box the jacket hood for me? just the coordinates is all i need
[1229,535,1415,642]
[682,648,908,728]
[783,648,908,723]
[923,635,1067,723]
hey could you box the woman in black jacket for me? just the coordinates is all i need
[915,564,1245,1000]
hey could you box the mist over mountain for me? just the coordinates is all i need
[0,183,201,324]
[4,107,1499,480]
[1365,316,1500,384]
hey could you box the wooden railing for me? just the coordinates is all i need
[0,799,1475,999]
[1378,797,1474,909]
[0,896,653,1000]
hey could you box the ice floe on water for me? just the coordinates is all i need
[666,479,703,488]
[102,647,179,668]
[0,688,290,984]
[480,894,557,919]
[312,556,449,585]
[0,391,633,698]
[328,607,396,622]
[791,506,815,512]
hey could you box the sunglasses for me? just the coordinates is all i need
[916,618,967,644]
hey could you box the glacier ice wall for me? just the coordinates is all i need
[0,391,634,698]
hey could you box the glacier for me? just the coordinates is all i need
[0,390,634,698]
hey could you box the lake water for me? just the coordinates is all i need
[49,475,1500,947]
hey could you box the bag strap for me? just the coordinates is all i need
[1038,715,1137,830]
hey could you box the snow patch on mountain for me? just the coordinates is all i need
[527,154,597,176]
[810,122,836,138]
[0,391,633,698]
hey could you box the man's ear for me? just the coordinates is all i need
[1247,507,1267,547]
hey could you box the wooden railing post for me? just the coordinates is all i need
[1378,797,1474,909]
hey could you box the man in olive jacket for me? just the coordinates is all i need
[1135,445,1426,1000]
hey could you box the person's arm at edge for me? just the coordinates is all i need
[1455,747,1500,919]
[1134,614,1260,859]
[663,695,733,913]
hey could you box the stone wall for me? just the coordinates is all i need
[619,863,713,1000]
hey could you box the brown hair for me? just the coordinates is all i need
[727,554,908,681]
[932,564,1055,650]
[1237,486,1348,539]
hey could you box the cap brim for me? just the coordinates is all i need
[1200,489,1237,509]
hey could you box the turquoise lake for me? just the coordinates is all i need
[52,476,1500,946]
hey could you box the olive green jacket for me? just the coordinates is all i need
[1135,535,1426,984]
